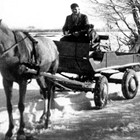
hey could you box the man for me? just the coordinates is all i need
[60,3,89,42]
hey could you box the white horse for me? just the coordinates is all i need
[0,20,59,140]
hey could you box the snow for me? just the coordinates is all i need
[0,72,140,139]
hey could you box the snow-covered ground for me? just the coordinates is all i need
[0,72,140,140]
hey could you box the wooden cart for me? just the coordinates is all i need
[27,35,140,109]
[54,35,140,108]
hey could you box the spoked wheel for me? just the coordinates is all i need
[122,69,139,99]
[94,75,108,109]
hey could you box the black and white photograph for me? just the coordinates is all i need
[0,0,140,140]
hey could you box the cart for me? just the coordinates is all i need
[27,35,140,109]
[54,35,140,108]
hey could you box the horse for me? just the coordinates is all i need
[0,20,59,140]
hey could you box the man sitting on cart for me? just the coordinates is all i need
[60,3,89,42]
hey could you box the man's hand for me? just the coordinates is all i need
[73,31,80,37]
[64,31,69,35]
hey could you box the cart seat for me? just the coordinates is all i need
[89,51,104,61]
[54,41,93,74]
[54,41,90,57]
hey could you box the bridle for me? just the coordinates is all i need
[0,31,28,58]
[0,31,39,72]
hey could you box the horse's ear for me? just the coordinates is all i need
[0,19,2,24]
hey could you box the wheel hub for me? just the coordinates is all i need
[129,77,136,92]
[102,84,108,100]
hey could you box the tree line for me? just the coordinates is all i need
[89,0,140,52]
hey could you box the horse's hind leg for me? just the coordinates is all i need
[17,80,27,140]
[36,77,48,123]
[3,78,14,139]
[44,58,58,128]
[37,77,55,128]
[44,80,55,128]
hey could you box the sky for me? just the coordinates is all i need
[0,0,105,29]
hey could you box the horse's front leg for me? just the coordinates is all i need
[17,80,27,140]
[3,78,14,140]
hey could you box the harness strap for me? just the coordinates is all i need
[13,31,18,43]
[23,32,38,64]
[0,31,19,58]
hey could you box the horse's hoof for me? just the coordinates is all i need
[16,134,26,140]
[26,134,38,140]
[38,118,44,124]
[45,119,51,129]
[35,123,44,130]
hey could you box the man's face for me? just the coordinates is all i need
[72,7,80,15]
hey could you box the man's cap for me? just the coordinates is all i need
[70,3,79,9]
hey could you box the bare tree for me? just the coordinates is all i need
[90,0,140,51]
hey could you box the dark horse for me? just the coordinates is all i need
[0,20,59,140]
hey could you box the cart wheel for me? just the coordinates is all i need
[94,75,108,109]
[122,69,139,99]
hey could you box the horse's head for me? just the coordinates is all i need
[0,21,35,76]
[0,21,32,62]
[0,20,16,57]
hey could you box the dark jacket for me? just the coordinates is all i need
[62,13,89,35]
